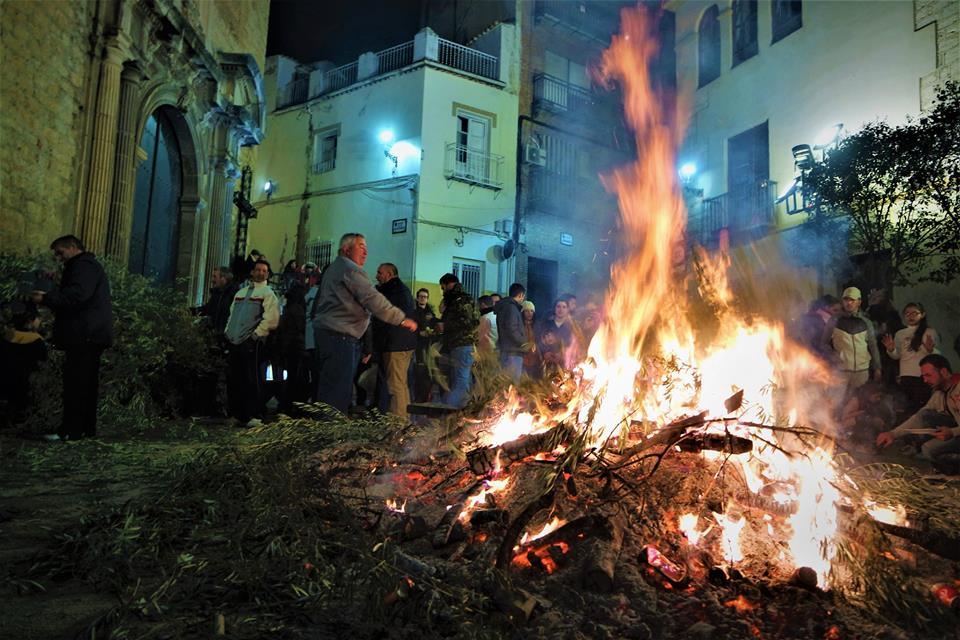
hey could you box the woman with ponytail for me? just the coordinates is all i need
[881,302,940,414]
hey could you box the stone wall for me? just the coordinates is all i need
[0,0,96,253]
[0,0,269,304]
[915,0,960,108]
[199,0,271,71]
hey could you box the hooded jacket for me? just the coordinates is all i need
[495,297,525,356]
[821,311,880,373]
[43,252,113,349]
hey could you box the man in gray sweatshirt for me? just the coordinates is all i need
[312,233,417,413]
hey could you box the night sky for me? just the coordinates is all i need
[267,0,424,64]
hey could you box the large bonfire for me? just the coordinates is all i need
[474,7,843,587]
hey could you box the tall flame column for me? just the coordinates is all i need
[78,39,126,254]
[105,64,143,262]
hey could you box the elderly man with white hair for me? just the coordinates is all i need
[311,233,417,413]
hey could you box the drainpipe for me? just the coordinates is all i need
[410,174,420,288]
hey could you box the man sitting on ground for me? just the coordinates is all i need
[876,354,960,474]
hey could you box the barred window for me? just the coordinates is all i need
[452,258,483,300]
[305,239,333,271]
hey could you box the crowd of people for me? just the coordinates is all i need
[1,234,957,477]
[197,236,606,427]
[797,286,959,474]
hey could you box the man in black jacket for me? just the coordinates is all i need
[32,235,113,441]
[495,283,527,383]
[373,263,416,417]
[195,266,240,335]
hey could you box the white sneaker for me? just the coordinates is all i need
[245,418,264,428]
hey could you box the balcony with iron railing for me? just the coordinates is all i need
[687,180,778,246]
[276,28,502,110]
[534,0,623,43]
[532,73,619,121]
[444,143,504,190]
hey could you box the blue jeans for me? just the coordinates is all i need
[501,353,524,384]
[314,328,361,413]
[442,346,474,408]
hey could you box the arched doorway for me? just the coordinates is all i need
[129,106,184,283]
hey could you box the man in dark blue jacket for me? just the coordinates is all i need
[373,263,417,417]
[32,235,113,441]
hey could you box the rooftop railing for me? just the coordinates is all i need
[437,38,499,81]
[276,29,503,110]
[376,41,414,75]
[323,61,358,94]
[278,77,308,109]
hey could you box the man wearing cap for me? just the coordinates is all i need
[820,286,882,398]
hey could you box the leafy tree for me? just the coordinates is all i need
[804,81,960,286]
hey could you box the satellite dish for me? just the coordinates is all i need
[502,239,516,259]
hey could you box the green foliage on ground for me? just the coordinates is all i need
[15,412,501,639]
[0,251,224,433]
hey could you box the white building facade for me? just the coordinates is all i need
[249,24,521,300]
[669,0,958,344]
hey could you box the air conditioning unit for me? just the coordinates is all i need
[524,143,546,166]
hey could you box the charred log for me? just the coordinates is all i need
[496,490,557,569]
[432,503,466,548]
[676,432,753,455]
[581,515,626,593]
[468,424,574,476]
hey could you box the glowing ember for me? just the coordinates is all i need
[678,513,702,546]
[724,594,758,614]
[864,499,908,526]
[385,498,406,513]
[512,541,570,574]
[519,516,566,546]
[713,512,746,564]
[459,478,511,522]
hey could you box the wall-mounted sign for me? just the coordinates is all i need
[392,218,408,234]
[560,232,573,246]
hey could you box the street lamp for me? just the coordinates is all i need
[263,179,277,199]
[813,123,843,150]
[679,162,697,182]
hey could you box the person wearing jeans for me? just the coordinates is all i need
[437,273,479,408]
[495,283,527,384]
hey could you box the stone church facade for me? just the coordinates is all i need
[0,0,270,302]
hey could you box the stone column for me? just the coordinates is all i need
[105,64,143,262]
[78,39,126,254]
[204,158,232,284]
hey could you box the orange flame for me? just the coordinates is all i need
[486,5,842,588]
